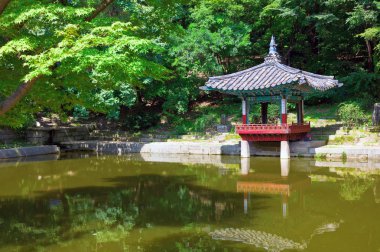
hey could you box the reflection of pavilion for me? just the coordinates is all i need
[239,159,310,217]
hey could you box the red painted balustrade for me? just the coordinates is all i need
[235,122,311,142]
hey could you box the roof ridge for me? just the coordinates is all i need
[209,63,267,80]
[274,62,301,74]
[300,70,335,79]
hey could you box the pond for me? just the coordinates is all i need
[0,153,379,251]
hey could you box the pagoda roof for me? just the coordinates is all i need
[201,36,343,96]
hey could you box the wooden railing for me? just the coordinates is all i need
[235,122,310,134]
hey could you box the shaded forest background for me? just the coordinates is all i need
[0,0,379,129]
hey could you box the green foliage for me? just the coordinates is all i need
[315,153,327,161]
[328,135,356,145]
[0,0,173,128]
[0,0,379,129]
[168,99,241,134]
[73,105,89,120]
[342,151,347,163]
[123,112,160,131]
[337,102,370,128]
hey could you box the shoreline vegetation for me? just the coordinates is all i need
[0,1,379,130]
[1,101,380,161]
[0,1,379,160]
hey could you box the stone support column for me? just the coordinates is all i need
[280,140,290,159]
[241,140,250,158]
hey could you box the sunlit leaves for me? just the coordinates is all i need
[0,38,35,59]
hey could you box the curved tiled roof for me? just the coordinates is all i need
[202,37,343,94]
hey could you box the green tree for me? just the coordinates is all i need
[0,0,172,127]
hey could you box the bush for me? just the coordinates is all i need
[73,105,89,120]
[337,102,369,128]
[123,112,160,131]
[173,114,217,134]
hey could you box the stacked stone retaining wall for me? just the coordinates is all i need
[27,125,95,145]
[0,128,23,144]
[61,140,325,157]
[0,145,59,159]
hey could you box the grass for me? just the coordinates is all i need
[315,153,327,161]
[328,135,356,145]
[304,103,339,120]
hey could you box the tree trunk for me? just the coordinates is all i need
[59,0,68,6]
[365,40,374,72]
[119,105,128,121]
[85,0,115,22]
[0,0,11,15]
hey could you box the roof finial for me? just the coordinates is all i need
[264,35,281,63]
[269,35,277,54]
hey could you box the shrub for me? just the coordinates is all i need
[123,112,160,131]
[337,102,369,128]
[73,105,89,120]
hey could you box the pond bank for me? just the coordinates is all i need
[1,141,379,163]
[61,140,380,162]
[60,140,321,157]
[0,145,60,159]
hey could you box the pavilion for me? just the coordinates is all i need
[201,36,342,158]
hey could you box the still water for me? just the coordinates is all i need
[0,153,379,252]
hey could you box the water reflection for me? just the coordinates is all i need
[238,158,310,218]
[0,154,379,251]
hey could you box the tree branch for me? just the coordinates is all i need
[0,77,40,115]
[85,0,115,22]
[0,0,11,16]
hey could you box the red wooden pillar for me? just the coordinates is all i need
[242,97,247,124]
[281,97,287,124]
[261,102,268,124]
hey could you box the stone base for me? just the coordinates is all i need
[280,141,290,159]
[241,140,251,158]
[0,146,60,159]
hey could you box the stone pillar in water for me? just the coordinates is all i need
[280,140,290,159]
[241,140,251,158]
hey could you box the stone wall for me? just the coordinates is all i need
[62,141,241,156]
[61,140,325,157]
[0,128,23,144]
[0,145,59,159]
[27,125,95,145]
